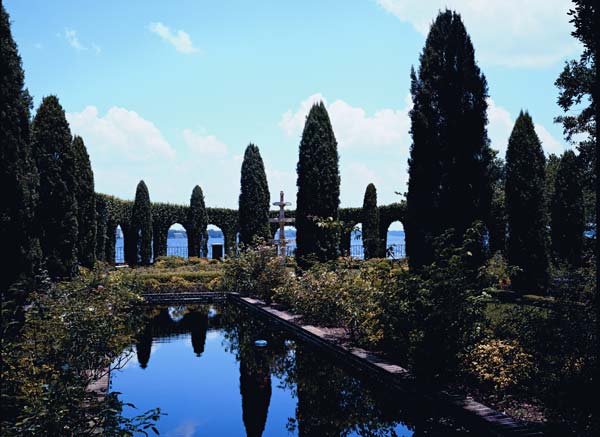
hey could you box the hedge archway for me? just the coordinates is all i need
[95,192,405,264]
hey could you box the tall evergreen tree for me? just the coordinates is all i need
[238,143,270,246]
[405,9,493,270]
[361,183,380,259]
[72,136,96,268]
[487,153,507,253]
[130,180,152,266]
[0,3,41,290]
[505,111,549,293]
[551,150,585,267]
[188,185,208,257]
[31,96,78,279]
[554,0,598,239]
[95,195,108,262]
[295,102,340,268]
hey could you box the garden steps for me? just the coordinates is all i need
[230,293,544,437]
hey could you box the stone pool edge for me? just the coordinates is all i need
[228,293,544,437]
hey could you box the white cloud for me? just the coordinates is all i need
[534,124,564,156]
[66,106,176,163]
[183,129,228,156]
[487,98,565,156]
[265,168,296,204]
[279,93,411,150]
[376,0,578,68]
[64,28,86,51]
[280,94,412,205]
[63,28,101,54]
[280,93,564,205]
[148,22,199,54]
[280,93,327,136]
[66,105,252,205]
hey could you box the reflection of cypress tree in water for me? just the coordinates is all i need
[135,327,152,369]
[240,352,272,437]
[295,347,344,437]
[188,310,209,357]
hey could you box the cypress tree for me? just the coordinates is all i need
[95,195,108,262]
[131,180,152,265]
[0,3,41,290]
[295,102,340,268]
[405,10,493,270]
[72,135,96,268]
[239,143,270,246]
[551,150,585,267]
[505,111,549,293]
[31,96,78,279]
[361,183,380,259]
[188,185,209,257]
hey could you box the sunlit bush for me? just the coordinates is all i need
[467,339,536,392]
[221,244,289,303]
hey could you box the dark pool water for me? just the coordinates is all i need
[111,305,469,436]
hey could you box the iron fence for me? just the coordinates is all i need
[348,243,405,260]
[115,242,405,263]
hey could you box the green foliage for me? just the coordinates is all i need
[551,151,585,267]
[479,252,519,291]
[0,269,162,435]
[554,0,597,234]
[487,153,507,253]
[361,183,380,259]
[487,258,597,435]
[406,9,493,270]
[139,271,222,293]
[221,244,289,303]
[295,102,341,268]
[274,224,488,382]
[31,96,79,279]
[130,180,153,266]
[94,195,108,262]
[188,185,209,257]
[72,136,96,268]
[406,223,488,380]
[0,3,41,290]
[467,338,536,393]
[239,144,270,246]
[505,112,549,294]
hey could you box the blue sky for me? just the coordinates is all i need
[7,0,579,211]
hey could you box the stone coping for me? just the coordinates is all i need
[229,293,544,437]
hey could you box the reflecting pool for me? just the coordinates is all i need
[111,305,471,436]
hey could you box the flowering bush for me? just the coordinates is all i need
[467,339,536,393]
[220,244,289,303]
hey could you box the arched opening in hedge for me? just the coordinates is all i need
[115,225,124,263]
[207,224,225,259]
[167,223,188,258]
[274,226,297,256]
[350,223,364,259]
[386,221,405,259]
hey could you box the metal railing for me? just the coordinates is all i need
[348,244,405,260]
[167,246,188,258]
[115,242,405,263]
[115,247,124,264]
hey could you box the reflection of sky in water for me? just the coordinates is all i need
[112,329,299,436]
[110,307,448,437]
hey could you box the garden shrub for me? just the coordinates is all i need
[0,268,161,435]
[467,339,536,393]
[153,255,188,269]
[221,244,289,303]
